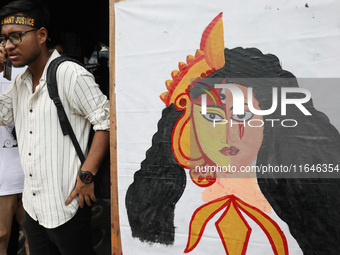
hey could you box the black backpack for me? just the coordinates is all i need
[46,56,110,199]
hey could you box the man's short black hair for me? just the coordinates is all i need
[0,0,50,30]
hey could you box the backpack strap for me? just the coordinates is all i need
[46,56,86,164]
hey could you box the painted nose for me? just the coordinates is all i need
[225,120,241,143]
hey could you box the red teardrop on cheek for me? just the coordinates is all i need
[239,123,245,140]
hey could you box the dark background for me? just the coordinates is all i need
[48,0,110,59]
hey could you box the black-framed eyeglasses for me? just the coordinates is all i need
[0,28,38,47]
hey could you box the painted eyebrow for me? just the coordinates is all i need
[229,103,248,111]
[205,105,224,111]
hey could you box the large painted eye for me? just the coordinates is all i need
[202,112,225,122]
[231,111,254,121]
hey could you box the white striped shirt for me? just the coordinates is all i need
[0,50,110,228]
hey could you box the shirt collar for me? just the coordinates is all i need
[40,50,61,83]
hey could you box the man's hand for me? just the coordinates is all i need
[65,131,108,208]
[65,176,97,208]
[0,47,6,73]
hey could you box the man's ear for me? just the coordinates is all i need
[37,27,48,45]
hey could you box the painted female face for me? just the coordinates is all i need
[192,84,264,174]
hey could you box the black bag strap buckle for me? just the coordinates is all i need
[52,97,62,108]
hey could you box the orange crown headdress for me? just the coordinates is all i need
[159,13,225,184]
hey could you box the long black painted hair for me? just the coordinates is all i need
[126,103,186,245]
[126,47,340,253]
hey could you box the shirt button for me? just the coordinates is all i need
[28,153,31,156]
[29,131,32,134]
[30,109,33,113]
[29,174,32,177]
[33,193,36,196]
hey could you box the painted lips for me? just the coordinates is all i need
[220,146,239,156]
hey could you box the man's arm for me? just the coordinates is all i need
[63,64,110,208]
[65,130,110,208]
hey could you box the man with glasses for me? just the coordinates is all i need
[0,1,110,254]
[0,28,38,47]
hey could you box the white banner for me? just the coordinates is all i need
[116,1,340,254]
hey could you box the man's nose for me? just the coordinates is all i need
[5,39,15,49]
